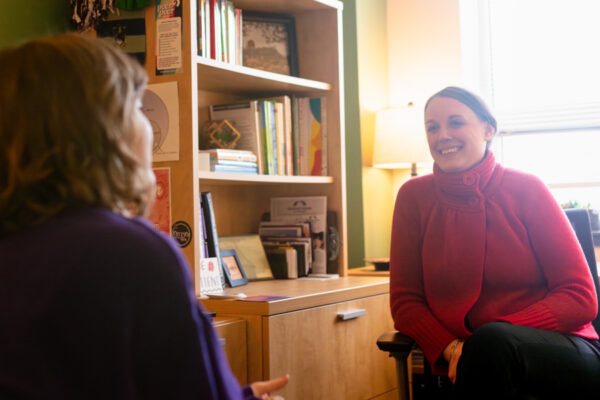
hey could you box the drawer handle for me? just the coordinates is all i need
[219,338,226,347]
[337,309,366,321]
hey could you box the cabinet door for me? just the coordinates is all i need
[264,294,397,400]
[214,317,248,385]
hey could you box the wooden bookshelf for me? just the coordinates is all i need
[198,171,334,184]
[196,57,331,93]
[145,0,348,281]
[142,2,398,398]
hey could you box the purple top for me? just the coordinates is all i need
[0,207,257,399]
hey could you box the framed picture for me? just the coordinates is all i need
[220,249,249,287]
[242,12,298,76]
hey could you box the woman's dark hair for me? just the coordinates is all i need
[425,86,497,135]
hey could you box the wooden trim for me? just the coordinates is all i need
[201,276,389,315]
[231,0,342,13]
[196,57,331,93]
[198,172,334,185]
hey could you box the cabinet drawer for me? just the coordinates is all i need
[263,294,396,400]
[214,317,248,385]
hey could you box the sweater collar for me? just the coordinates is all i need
[433,150,502,210]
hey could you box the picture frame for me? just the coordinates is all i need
[220,249,249,287]
[242,12,299,76]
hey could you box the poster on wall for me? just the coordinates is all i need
[96,8,147,65]
[148,167,171,234]
[142,81,180,162]
[155,0,183,75]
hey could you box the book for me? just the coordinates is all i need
[259,101,274,175]
[209,101,264,173]
[265,95,292,175]
[209,0,217,60]
[235,8,242,65]
[199,194,209,258]
[299,97,327,176]
[227,1,236,64]
[220,0,228,62]
[261,237,311,277]
[212,164,258,174]
[290,95,301,175]
[264,246,298,279]
[197,0,203,56]
[201,192,224,286]
[271,196,327,274]
[266,100,278,175]
[259,221,311,237]
[259,225,304,238]
[274,101,285,175]
[219,234,274,281]
[198,152,258,173]
[199,148,258,163]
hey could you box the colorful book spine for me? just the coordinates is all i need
[227,1,236,64]
[209,0,217,60]
[308,98,323,176]
[274,101,285,175]
[220,0,228,62]
[260,101,275,175]
[235,8,242,65]
[291,95,300,175]
[268,101,278,175]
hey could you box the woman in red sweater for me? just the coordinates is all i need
[390,86,600,398]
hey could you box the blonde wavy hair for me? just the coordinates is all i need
[0,33,155,234]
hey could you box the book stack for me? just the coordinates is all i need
[199,148,259,174]
[259,221,312,279]
[207,96,327,176]
[197,0,242,65]
[270,196,328,275]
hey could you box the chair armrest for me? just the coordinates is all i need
[376,330,415,354]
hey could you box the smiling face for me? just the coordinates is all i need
[424,96,495,173]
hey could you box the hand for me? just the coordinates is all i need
[443,339,464,384]
[251,374,289,400]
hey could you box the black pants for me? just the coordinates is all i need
[454,322,600,399]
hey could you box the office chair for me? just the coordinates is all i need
[377,207,600,400]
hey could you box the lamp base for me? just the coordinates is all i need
[410,162,418,177]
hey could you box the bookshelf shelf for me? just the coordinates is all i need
[195,56,331,94]
[198,171,334,185]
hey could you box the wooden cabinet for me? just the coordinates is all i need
[203,277,398,400]
[213,316,248,385]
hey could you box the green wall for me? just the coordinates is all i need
[0,0,70,47]
[341,0,366,268]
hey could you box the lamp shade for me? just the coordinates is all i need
[372,105,433,169]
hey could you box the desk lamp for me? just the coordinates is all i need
[372,103,432,176]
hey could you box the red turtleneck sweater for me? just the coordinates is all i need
[390,152,598,374]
